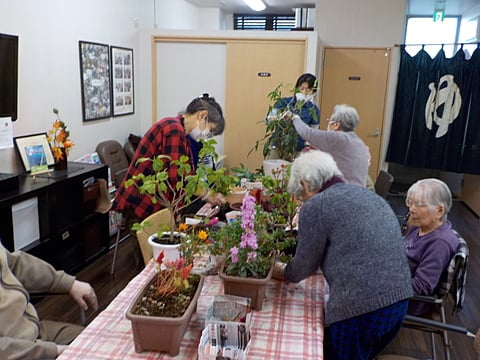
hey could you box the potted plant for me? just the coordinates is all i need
[47,108,74,170]
[250,82,318,163]
[126,251,205,355]
[260,163,299,256]
[127,139,238,258]
[210,190,296,310]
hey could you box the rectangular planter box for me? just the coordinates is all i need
[126,273,204,355]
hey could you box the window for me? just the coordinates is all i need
[234,14,296,31]
[404,16,460,57]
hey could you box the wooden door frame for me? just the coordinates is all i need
[319,46,392,179]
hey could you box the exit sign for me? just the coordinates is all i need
[433,10,445,22]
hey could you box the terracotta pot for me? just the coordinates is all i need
[219,262,274,310]
[126,272,205,355]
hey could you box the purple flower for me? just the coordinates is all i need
[247,251,257,263]
[230,246,239,263]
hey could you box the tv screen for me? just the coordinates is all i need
[0,33,18,121]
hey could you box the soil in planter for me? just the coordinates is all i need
[132,274,201,317]
[151,233,184,245]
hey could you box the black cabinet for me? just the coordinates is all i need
[0,163,109,274]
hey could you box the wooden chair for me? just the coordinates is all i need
[136,208,174,265]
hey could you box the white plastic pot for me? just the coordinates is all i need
[147,232,183,263]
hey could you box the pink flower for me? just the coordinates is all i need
[247,251,257,263]
[230,246,239,263]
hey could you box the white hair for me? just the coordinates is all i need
[331,104,359,132]
[287,150,343,198]
[406,178,452,222]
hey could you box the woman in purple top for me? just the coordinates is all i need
[404,178,459,315]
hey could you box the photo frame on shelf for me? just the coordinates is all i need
[111,46,134,116]
[14,133,54,173]
[79,40,112,121]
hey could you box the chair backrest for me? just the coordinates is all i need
[375,170,394,198]
[435,230,469,314]
[95,140,130,188]
[136,208,174,265]
[124,133,141,163]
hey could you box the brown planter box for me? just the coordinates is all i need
[219,263,273,311]
[126,273,205,355]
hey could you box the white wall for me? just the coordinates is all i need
[154,0,199,29]
[0,0,154,169]
[316,0,407,170]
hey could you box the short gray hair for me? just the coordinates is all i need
[330,104,359,132]
[287,150,343,198]
[406,178,452,222]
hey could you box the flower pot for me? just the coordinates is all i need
[147,232,183,263]
[126,272,205,355]
[54,148,68,171]
[263,159,290,178]
[219,262,274,311]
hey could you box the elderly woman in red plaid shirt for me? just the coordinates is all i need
[112,94,225,222]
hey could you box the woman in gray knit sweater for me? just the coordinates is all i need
[277,150,412,360]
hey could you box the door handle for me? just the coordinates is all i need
[368,128,381,137]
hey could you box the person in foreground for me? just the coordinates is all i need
[273,150,412,360]
[283,103,370,187]
[0,242,97,359]
[403,178,459,316]
[112,93,226,221]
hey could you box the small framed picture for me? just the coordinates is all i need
[14,133,54,173]
[110,46,134,116]
[79,41,112,121]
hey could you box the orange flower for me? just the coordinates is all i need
[178,223,189,232]
[179,263,193,279]
[48,108,74,161]
[198,230,208,241]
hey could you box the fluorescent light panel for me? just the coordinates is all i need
[242,0,266,12]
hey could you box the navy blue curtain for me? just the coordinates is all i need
[386,45,480,174]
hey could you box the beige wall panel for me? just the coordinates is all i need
[461,174,480,216]
[224,40,306,172]
[320,47,391,180]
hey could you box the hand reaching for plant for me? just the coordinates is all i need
[281,110,295,121]
[272,260,287,281]
[202,190,226,206]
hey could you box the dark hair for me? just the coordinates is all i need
[185,93,225,135]
[295,73,317,93]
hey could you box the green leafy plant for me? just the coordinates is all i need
[250,83,317,162]
[127,139,238,243]
[261,163,298,231]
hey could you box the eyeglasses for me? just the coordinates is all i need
[405,198,428,208]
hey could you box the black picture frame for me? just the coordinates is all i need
[79,41,112,121]
[14,133,55,173]
[111,46,134,116]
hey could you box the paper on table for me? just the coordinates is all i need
[0,117,13,149]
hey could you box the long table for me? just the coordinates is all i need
[58,260,324,359]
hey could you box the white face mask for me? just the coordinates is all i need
[189,126,210,141]
[295,92,314,103]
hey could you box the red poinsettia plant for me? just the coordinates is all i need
[47,108,74,161]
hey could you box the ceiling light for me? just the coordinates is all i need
[242,0,266,12]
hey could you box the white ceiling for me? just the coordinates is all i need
[185,0,480,16]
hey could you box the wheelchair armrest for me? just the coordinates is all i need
[410,293,443,304]
[404,314,474,336]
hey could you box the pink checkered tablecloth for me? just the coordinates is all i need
[58,260,324,359]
